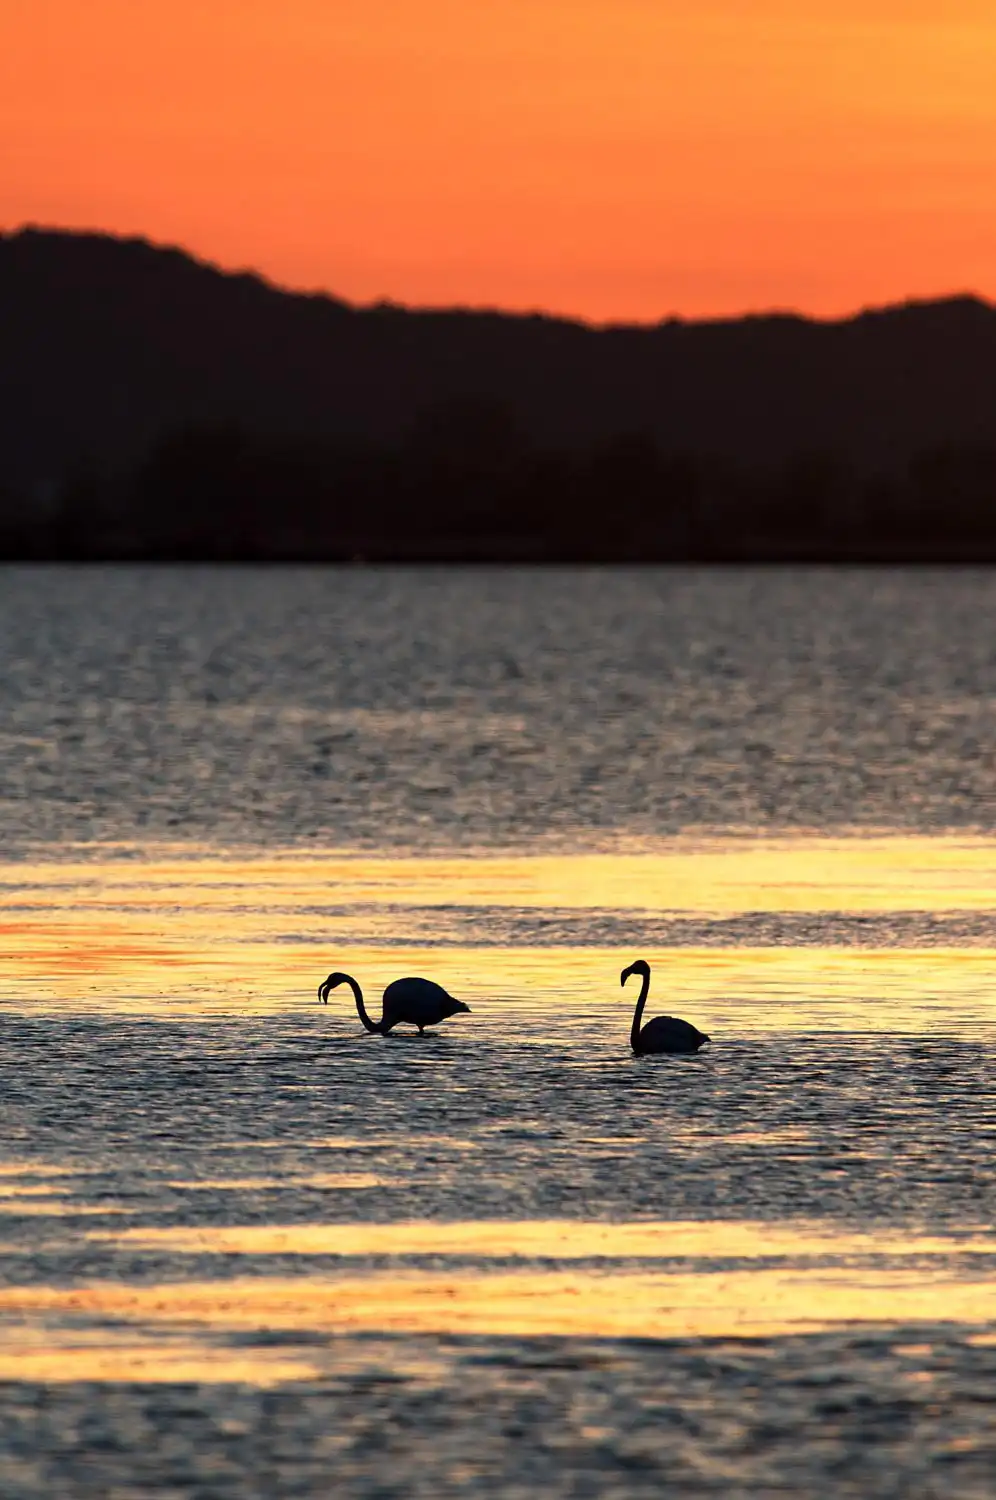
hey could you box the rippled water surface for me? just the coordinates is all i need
[2,566,996,1496]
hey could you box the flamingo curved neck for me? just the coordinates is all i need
[629,970,650,1052]
[344,975,381,1034]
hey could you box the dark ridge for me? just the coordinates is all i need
[3,226,996,561]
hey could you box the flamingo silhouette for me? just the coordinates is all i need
[622,959,710,1055]
[318,971,471,1035]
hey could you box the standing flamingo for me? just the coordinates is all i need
[318,971,470,1035]
[621,959,710,1055]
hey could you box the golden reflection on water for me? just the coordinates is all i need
[47,1220,996,1347]
[2,935,994,1032]
[0,1335,319,1386]
[87,1219,996,1261]
[0,1216,988,1369]
[5,1263,996,1344]
[0,1184,68,1200]
[0,1164,81,1178]
[4,841,995,1383]
[6,837,996,913]
[1,838,995,1031]
[166,1174,386,1192]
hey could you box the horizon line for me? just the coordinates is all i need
[4,220,993,333]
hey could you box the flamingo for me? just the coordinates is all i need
[318,971,470,1035]
[621,959,710,1055]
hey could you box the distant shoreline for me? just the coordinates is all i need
[5,228,996,565]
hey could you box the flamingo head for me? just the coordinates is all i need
[318,972,349,1004]
[620,959,650,987]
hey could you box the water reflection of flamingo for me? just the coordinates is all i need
[318,971,471,1036]
[622,959,710,1055]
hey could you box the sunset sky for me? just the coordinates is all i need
[4,0,996,321]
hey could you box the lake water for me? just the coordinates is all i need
[1,565,996,1496]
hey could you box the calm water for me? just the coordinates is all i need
[2,566,996,1496]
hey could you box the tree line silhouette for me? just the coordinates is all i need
[6,231,996,562]
[3,402,996,562]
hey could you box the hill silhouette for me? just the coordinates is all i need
[3,226,996,560]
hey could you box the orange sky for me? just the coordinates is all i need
[3,0,996,321]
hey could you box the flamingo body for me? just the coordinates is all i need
[633,1013,710,1055]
